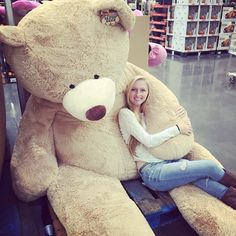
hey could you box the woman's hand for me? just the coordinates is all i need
[176,120,192,136]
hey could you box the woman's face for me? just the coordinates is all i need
[129,79,149,109]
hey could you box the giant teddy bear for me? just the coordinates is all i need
[0,0,235,235]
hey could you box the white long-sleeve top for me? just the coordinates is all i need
[118,108,180,163]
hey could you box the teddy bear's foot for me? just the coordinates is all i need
[171,185,236,236]
[170,142,236,236]
[47,165,154,236]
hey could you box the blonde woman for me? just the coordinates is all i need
[118,76,236,209]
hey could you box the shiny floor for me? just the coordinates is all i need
[149,54,236,173]
[2,53,236,236]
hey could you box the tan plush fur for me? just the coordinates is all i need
[0,0,235,235]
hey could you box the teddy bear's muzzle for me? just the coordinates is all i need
[62,77,115,121]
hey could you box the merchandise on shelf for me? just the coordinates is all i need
[172,0,199,5]
[184,37,196,50]
[166,35,173,48]
[211,0,223,4]
[217,6,236,51]
[167,35,196,51]
[197,36,207,49]
[198,21,209,34]
[199,5,210,19]
[221,7,236,20]
[168,6,175,19]
[173,21,198,35]
[207,36,218,49]
[172,5,199,20]
[167,20,174,33]
[220,22,236,33]
[210,5,222,20]
[217,33,231,49]
[209,21,220,34]
[165,3,223,53]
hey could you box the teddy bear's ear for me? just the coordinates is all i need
[0,26,25,47]
[93,0,135,31]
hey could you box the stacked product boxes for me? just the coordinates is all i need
[218,6,236,51]
[165,0,223,53]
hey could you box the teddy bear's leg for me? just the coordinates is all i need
[47,165,154,236]
[169,142,236,236]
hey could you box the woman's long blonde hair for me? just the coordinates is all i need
[125,76,150,155]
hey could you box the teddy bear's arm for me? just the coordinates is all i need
[10,96,59,202]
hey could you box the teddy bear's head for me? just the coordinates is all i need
[0,0,135,120]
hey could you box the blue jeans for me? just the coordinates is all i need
[139,159,228,199]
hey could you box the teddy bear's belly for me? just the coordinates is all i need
[53,116,138,180]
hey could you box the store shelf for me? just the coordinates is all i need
[165,3,223,53]
[217,6,236,51]
[149,4,170,45]
[151,28,166,33]
[149,35,166,41]
[151,12,168,17]
[150,21,167,25]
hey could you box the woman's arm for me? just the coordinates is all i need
[119,108,180,148]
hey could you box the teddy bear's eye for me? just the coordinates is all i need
[69,84,75,89]
[94,74,100,79]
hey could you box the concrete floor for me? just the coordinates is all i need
[149,53,236,173]
[1,53,236,235]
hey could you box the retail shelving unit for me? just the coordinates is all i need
[149,4,170,46]
[165,0,223,55]
[217,5,236,51]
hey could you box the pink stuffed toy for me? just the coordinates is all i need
[148,42,167,67]
[0,0,40,16]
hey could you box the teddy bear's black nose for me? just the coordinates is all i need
[85,105,106,121]
[94,74,100,79]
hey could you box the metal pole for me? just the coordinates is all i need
[4,0,15,26]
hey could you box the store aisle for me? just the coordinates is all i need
[149,54,236,173]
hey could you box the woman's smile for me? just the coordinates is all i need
[129,80,149,109]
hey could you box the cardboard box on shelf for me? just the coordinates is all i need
[210,5,222,20]
[207,36,218,49]
[217,33,231,50]
[171,35,196,51]
[166,35,173,48]
[220,22,235,34]
[198,21,209,35]
[172,0,199,5]
[209,21,220,34]
[199,5,210,20]
[197,36,207,49]
[221,7,236,20]
[173,21,197,36]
